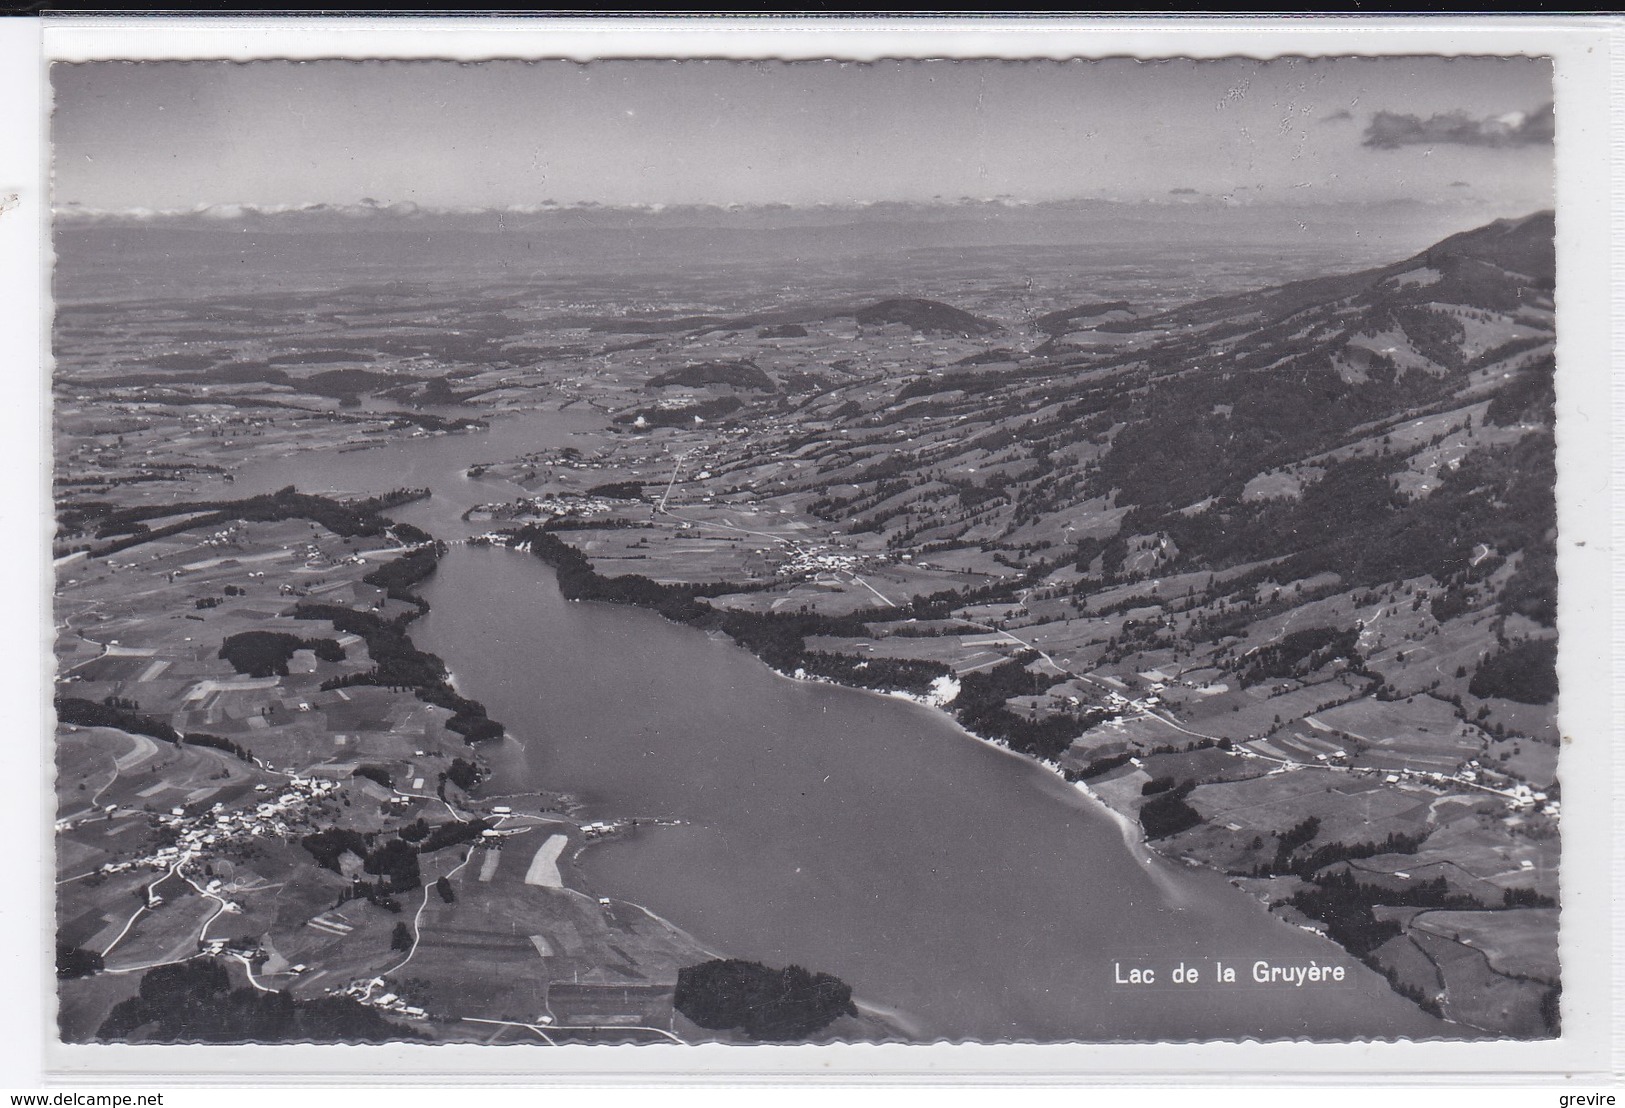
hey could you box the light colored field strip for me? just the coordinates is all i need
[477,848,501,883]
[114,733,161,772]
[524,834,567,888]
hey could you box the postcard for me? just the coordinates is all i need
[13,14,1616,1085]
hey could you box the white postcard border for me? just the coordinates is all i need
[3,14,1617,1086]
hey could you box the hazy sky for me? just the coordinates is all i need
[51,56,1555,212]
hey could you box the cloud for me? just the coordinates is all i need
[1320,109,1354,123]
[1362,102,1553,149]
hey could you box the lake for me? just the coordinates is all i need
[233,407,1453,1042]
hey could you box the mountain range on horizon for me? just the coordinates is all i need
[53,192,1525,230]
[52,198,1549,295]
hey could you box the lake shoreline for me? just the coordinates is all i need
[230,427,1452,1041]
[475,539,1457,1036]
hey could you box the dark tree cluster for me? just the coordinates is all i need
[300,828,370,873]
[97,960,419,1043]
[673,959,856,1041]
[952,659,1106,761]
[1233,627,1361,688]
[391,522,433,546]
[1498,544,1557,627]
[1469,639,1559,705]
[56,697,179,744]
[1138,780,1203,839]
[56,942,104,980]
[218,631,346,678]
[365,838,422,893]
[442,757,483,792]
[1070,751,1134,781]
[360,542,444,600]
[1286,880,1401,960]
[1287,871,1492,964]
[352,764,393,790]
[181,732,253,762]
[584,481,645,500]
[1283,830,1428,878]
[416,817,493,854]
[518,526,721,623]
[1485,351,1556,427]
[541,516,640,534]
[852,297,1001,338]
[520,526,946,696]
[790,650,948,696]
[78,485,430,558]
[1503,887,1558,908]
[299,592,503,745]
[302,819,490,886]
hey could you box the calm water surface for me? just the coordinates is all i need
[234,408,1454,1042]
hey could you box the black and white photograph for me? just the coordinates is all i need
[27,20,1614,1075]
